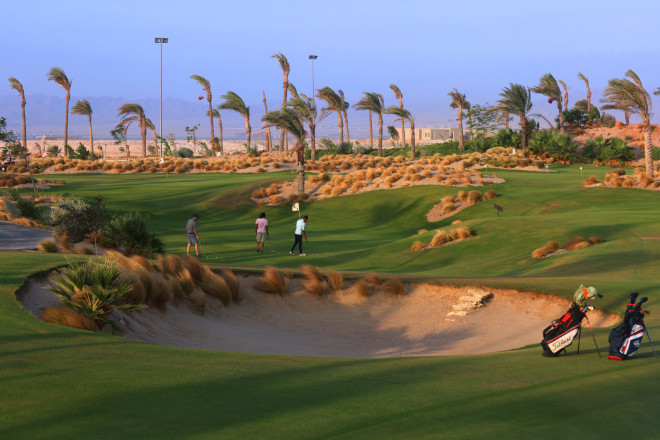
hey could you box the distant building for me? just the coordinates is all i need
[395,127,469,144]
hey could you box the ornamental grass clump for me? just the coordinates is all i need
[41,306,98,331]
[410,240,424,252]
[531,241,560,259]
[255,266,287,295]
[325,269,344,290]
[564,236,590,251]
[582,175,600,185]
[467,190,483,205]
[381,279,406,296]
[38,239,59,253]
[355,279,371,297]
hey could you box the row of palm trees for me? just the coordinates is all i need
[5,63,659,178]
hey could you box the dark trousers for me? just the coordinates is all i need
[291,234,303,253]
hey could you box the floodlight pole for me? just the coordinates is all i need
[309,55,318,104]
[155,37,168,155]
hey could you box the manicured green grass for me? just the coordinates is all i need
[3,164,659,439]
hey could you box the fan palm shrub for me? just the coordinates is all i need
[47,257,141,332]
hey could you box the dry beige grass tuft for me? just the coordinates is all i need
[355,279,371,297]
[325,269,344,290]
[563,236,589,251]
[199,270,232,305]
[430,230,450,247]
[365,273,382,286]
[221,269,241,302]
[588,236,602,245]
[255,266,288,295]
[38,239,59,253]
[467,190,483,205]
[41,306,98,331]
[381,279,406,296]
[531,241,560,259]
[582,175,600,185]
[410,240,424,252]
[483,189,497,200]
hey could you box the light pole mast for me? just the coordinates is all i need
[155,37,168,155]
[309,55,318,104]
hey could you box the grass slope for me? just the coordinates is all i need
[2,164,659,438]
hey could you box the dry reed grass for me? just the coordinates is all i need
[531,241,560,258]
[38,239,59,253]
[564,236,590,251]
[42,306,98,331]
[430,230,450,247]
[588,236,602,245]
[410,240,424,251]
[365,273,382,286]
[355,279,371,297]
[381,279,405,296]
[221,269,241,302]
[467,190,483,205]
[325,269,344,290]
[484,189,497,200]
[255,266,287,294]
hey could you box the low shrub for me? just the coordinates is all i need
[532,240,560,259]
[564,236,589,251]
[381,279,405,296]
[355,279,371,297]
[255,266,287,295]
[326,269,344,290]
[38,239,59,253]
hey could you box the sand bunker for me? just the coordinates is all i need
[20,275,618,358]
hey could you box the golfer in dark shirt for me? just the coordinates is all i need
[186,214,199,256]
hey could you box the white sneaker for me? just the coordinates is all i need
[300,253,306,256]
[290,251,294,255]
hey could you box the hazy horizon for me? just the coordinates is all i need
[2,0,660,139]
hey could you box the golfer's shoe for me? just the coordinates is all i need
[290,251,294,255]
[300,253,306,256]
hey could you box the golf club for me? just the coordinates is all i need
[644,327,658,358]
[584,315,602,357]
[197,241,206,258]
[267,234,275,253]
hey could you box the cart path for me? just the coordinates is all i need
[0,221,52,251]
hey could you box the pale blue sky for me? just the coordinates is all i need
[2,0,660,137]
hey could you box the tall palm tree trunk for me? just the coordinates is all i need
[377,113,383,157]
[141,120,147,157]
[368,110,373,148]
[281,80,288,154]
[625,110,630,126]
[457,106,464,150]
[399,97,405,147]
[505,112,510,129]
[296,142,305,195]
[337,114,344,144]
[310,124,317,163]
[557,100,564,132]
[20,96,26,152]
[643,122,654,177]
[586,86,592,112]
[87,114,94,152]
[410,121,416,158]
[64,91,70,156]
[520,115,528,149]
[152,128,158,154]
[343,110,350,143]
[207,97,215,149]
[263,91,271,151]
[217,118,223,155]
[244,115,251,151]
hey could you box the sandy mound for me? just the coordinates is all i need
[20,276,618,358]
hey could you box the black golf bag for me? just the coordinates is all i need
[541,303,588,357]
[608,293,649,360]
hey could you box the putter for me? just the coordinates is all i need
[584,315,601,358]
[197,241,206,258]
[267,235,275,253]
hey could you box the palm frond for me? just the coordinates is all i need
[384,105,412,122]
[218,91,249,117]
[272,53,290,73]
[498,83,533,117]
[389,84,402,99]
[72,99,92,116]
[531,73,561,100]
[353,92,383,114]
[261,108,305,142]
[8,77,24,95]
[288,83,299,99]
[190,74,210,90]
[47,66,71,90]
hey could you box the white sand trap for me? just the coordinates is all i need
[20,276,619,358]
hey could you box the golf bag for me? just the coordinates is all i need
[541,303,588,357]
[541,285,599,357]
[608,293,648,360]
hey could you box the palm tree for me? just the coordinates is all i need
[316,87,345,143]
[262,108,307,194]
[601,70,654,176]
[496,103,511,129]
[288,93,325,162]
[190,75,217,151]
[559,80,569,114]
[531,74,563,132]
[262,91,271,151]
[47,67,72,155]
[72,100,94,152]
[117,104,148,157]
[272,53,290,154]
[389,84,405,147]
[385,106,415,157]
[8,77,27,152]
[146,118,158,154]
[338,89,350,143]
[498,84,533,149]
[353,92,385,156]
[578,72,591,112]
[208,108,223,154]
[219,91,251,151]
[448,89,469,150]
